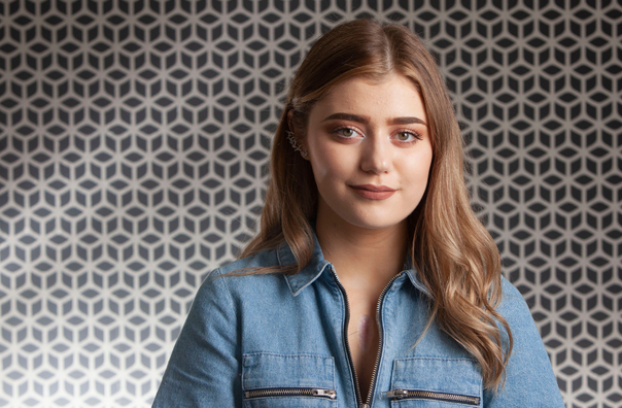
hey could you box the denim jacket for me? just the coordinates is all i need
[153,228,565,408]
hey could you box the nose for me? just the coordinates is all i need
[360,132,390,174]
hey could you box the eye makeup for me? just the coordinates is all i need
[330,125,424,145]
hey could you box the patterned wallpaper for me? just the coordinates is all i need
[0,0,620,407]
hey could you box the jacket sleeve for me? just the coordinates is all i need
[483,277,565,408]
[152,269,241,408]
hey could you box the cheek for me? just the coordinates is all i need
[309,140,353,181]
[401,149,434,190]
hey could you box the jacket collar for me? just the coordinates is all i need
[276,222,430,297]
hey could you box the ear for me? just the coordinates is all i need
[286,109,310,161]
[287,109,295,133]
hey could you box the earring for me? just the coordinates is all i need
[286,130,308,158]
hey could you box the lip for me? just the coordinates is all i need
[349,184,396,200]
[350,184,396,192]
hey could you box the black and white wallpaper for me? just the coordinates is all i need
[0,0,620,407]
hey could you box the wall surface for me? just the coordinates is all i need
[0,0,621,407]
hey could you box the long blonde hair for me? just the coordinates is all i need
[237,18,512,391]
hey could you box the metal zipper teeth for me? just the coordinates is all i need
[244,388,337,399]
[382,389,480,406]
[330,268,364,407]
[364,272,403,407]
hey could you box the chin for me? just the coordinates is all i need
[340,210,407,231]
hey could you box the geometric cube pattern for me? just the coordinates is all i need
[0,1,619,407]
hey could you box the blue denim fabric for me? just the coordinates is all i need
[152,228,565,408]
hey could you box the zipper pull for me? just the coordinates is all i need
[381,389,409,399]
[358,404,371,408]
[312,389,337,399]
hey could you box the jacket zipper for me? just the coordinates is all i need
[244,387,337,399]
[363,272,403,407]
[382,389,480,406]
[331,267,365,407]
[331,267,403,408]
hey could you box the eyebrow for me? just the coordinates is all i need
[321,112,427,126]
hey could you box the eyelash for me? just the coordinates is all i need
[331,126,423,144]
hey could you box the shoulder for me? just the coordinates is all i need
[494,276,548,356]
[483,278,565,406]
[492,276,547,350]
[216,246,281,276]
[194,247,287,305]
[484,279,565,406]
[495,275,533,323]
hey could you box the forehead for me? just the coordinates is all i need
[313,73,426,119]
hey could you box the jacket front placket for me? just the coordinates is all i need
[327,264,414,408]
[279,235,421,408]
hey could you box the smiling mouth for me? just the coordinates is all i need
[349,185,396,200]
[349,184,396,192]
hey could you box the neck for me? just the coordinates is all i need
[314,203,409,288]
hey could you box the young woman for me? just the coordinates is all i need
[152,19,564,408]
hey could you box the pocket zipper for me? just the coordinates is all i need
[382,389,480,406]
[244,388,337,400]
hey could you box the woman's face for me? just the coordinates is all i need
[300,73,434,231]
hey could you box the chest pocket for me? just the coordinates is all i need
[242,353,338,408]
[383,357,482,408]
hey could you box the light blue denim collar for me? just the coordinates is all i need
[276,223,430,297]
